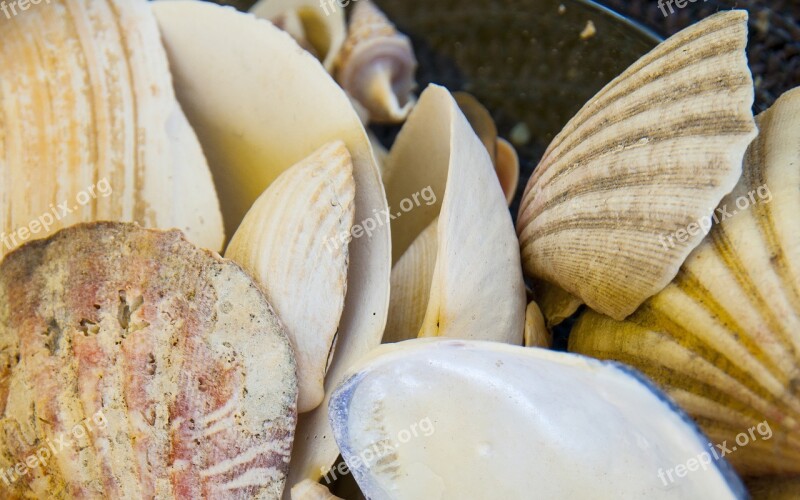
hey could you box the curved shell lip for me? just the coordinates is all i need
[339,35,418,102]
[329,338,748,499]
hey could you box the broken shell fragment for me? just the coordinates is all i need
[336,0,418,124]
[495,138,520,205]
[329,339,747,499]
[152,1,391,487]
[570,87,800,477]
[0,0,224,257]
[524,301,551,348]
[0,223,297,498]
[516,10,758,320]
[291,480,344,500]
[533,279,584,328]
[250,0,346,70]
[226,141,355,414]
[382,85,525,344]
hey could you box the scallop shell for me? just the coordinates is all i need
[329,339,746,499]
[0,223,297,498]
[335,0,418,124]
[250,0,346,71]
[524,301,551,348]
[226,141,355,414]
[570,87,800,477]
[0,0,224,257]
[152,1,391,489]
[516,10,758,320]
[381,85,525,345]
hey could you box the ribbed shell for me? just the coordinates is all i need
[226,141,355,414]
[0,223,297,498]
[570,87,800,477]
[517,10,757,320]
[0,0,224,256]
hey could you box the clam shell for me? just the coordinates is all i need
[226,141,355,414]
[382,85,525,344]
[0,0,224,256]
[570,87,800,477]
[329,339,746,499]
[250,0,346,71]
[335,0,417,124]
[152,1,391,488]
[516,10,758,320]
[0,223,297,497]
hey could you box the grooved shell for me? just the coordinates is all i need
[0,223,297,498]
[152,1,391,490]
[0,0,224,257]
[570,87,800,477]
[516,10,758,320]
[226,141,355,414]
[382,85,525,345]
[335,0,417,124]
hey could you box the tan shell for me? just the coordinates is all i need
[533,279,584,328]
[0,223,297,498]
[496,138,520,205]
[517,10,758,320]
[382,85,525,345]
[250,0,346,71]
[0,0,224,257]
[570,87,800,477]
[291,480,344,500]
[524,301,551,348]
[335,0,417,124]
[747,477,800,499]
[226,142,355,414]
[152,1,391,489]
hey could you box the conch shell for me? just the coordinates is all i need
[0,223,297,498]
[382,85,525,345]
[226,141,355,414]
[152,1,391,490]
[336,0,418,124]
[0,0,224,257]
[250,0,347,71]
[329,339,747,499]
[516,10,758,320]
[570,87,800,477]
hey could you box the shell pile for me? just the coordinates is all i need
[0,0,797,498]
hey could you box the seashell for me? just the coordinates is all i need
[0,0,224,257]
[291,479,344,500]
[747,477,800,499]
[335,0,418,124]
[570,87,800,477]
[0,222,297,498]
[454,92,519,205]
[329,338,747,499]
[226,141,355,414]
[152,1,391,489]
[524,301,551,348]
[516,10,758,321]
[250,0,347,71]
[383,219,437,343]
[381,85,525,344]
[533,279,584,328]
[496,138,520,205]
